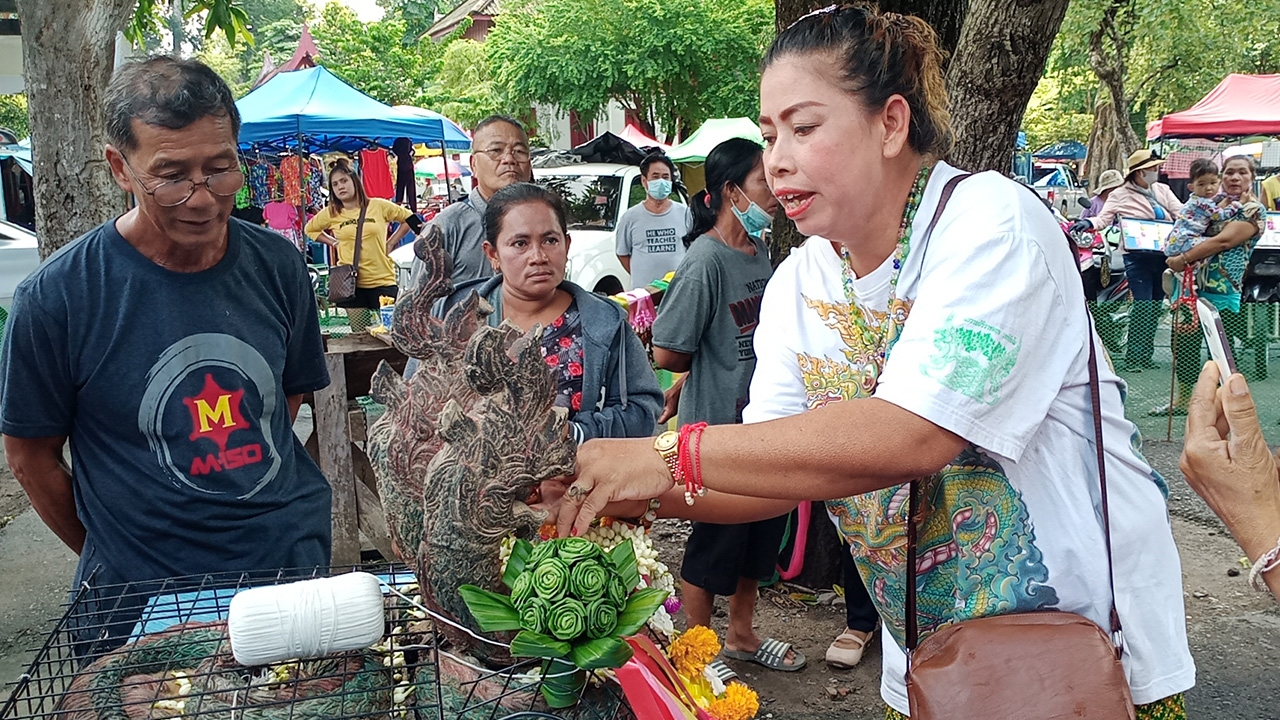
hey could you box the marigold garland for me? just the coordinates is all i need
[706,682,760,720]
[667,625,721,678]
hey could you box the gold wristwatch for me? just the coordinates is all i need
[654,431,680,482]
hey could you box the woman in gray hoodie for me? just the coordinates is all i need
[440,182,663,443]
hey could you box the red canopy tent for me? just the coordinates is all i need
[617,122,671,153]
[1147,73,1280,140]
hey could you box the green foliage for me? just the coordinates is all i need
[422,39,505,129]
[485,0,774,140]
[1022,75,1094,149]
[1027,0,1280,145]
[0,94,28,138]
[128,0,254,48]
[376,0,449,41]
[311,2,444,106]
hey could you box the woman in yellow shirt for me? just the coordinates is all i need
[305,159,415,330]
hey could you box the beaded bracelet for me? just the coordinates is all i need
[1249,538,1280,592]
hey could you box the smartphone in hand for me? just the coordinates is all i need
[1197,298,1237,382]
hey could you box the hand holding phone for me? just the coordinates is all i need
[1197,298,1237,382]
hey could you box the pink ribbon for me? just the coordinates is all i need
[629,291,657,333]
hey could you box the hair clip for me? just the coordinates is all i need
[788,4,841,29]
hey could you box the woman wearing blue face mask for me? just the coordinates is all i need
[649,138,805,675]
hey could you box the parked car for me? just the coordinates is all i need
[390,163,646,295]
[1032,162,1089,219]
[534,162,646,295]
[0,219,38,313]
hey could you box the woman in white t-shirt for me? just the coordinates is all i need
[556,5,1194,718]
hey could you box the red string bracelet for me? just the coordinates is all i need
[677,422,708,505]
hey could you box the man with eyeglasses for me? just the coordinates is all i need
[409,115,533,291]
[0,57,332,635]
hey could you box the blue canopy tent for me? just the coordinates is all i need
[236,66,470,154]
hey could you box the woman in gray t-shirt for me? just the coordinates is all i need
[650,138,805,673]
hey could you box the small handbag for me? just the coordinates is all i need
[327,204,367,304]
[903,181,1135,720]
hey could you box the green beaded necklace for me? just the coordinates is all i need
[838,164,933,363]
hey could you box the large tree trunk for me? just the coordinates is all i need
[946,0,1070,172]
[17,0,132,259]
[1085,0,1140,189]
[769,0,968,264]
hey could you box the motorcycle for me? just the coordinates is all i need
[1064,198,1131,353]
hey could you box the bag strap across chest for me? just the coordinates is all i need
[903,175,1122,655]
[351,202,368,272]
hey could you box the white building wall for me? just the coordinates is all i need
[534,101,632,150]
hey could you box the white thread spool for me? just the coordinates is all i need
[228,572,385,666]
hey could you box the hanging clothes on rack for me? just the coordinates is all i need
[281,154,304,206]
[248,161,277,207]
[305,157,325,209]
[235,161,251,209]
[359,148,395,199]
[392,137,417,214]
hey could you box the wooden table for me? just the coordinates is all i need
[308,332,407,566]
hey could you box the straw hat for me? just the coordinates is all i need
[1094,169,1125,194]
[1125,149,1165,176]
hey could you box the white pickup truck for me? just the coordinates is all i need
[1032,162,1089,219]
[533,162,646,295]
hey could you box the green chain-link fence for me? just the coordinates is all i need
[1093,299,1280,445]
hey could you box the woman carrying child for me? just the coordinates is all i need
[1158,156,1266,415]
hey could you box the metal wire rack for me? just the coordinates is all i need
[1,565,635,720]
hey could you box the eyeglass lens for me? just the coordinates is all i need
[152,171,245,206]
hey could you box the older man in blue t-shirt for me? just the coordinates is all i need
[0,58,332,649]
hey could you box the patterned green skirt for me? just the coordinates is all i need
[885,693,1186,719]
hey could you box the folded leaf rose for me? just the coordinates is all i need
[532,557,570,603]
[547,597,588,641]
[556,536,604,564]
[585,598,618,639]
[518,596,551,636]
[510,571,537,609]
[568,559,609,602]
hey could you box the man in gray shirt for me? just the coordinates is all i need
[410,115,533,289]
[615,154,692,290]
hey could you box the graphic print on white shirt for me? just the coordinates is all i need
[742,163,1194,713]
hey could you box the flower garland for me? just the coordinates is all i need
[666,626,760,720]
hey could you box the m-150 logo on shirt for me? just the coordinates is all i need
[138,333,284,499]
[182,373,265,476]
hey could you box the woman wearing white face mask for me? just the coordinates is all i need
[649,138,806,675]
[1073,149,1183,373]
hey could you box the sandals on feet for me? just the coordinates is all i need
[825,628,875,669]
[722,637,807,672]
